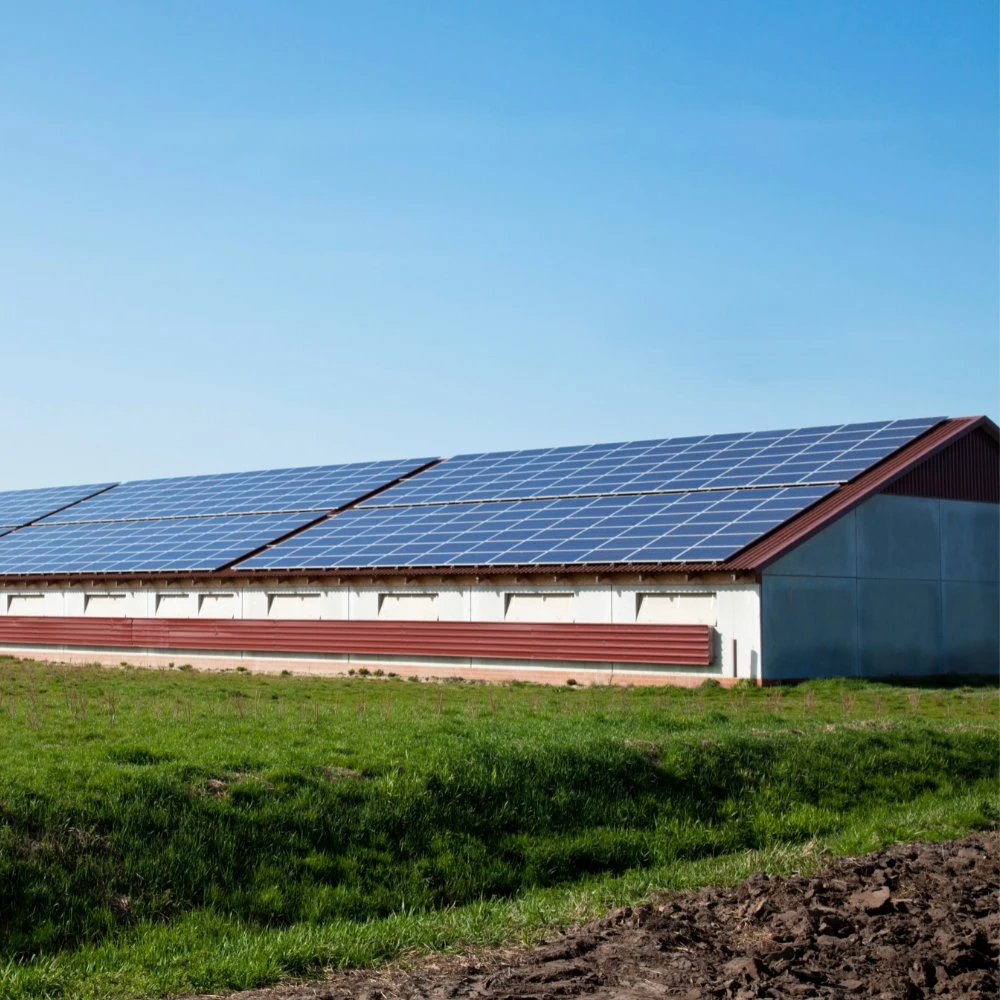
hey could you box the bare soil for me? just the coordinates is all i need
[186,831,998,1000]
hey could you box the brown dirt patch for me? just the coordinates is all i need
[183,830,998,999]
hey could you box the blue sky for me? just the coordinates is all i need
[2,1,997,488]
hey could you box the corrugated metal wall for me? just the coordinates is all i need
[882,428,998,504]
[0,616,713,666]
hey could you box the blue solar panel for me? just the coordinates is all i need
[361,419,942,506]
[0,483,116,529]
[0,512,317,574]
[44,457,435,523]
[242,485,834,570]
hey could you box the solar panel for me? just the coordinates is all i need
[0,483,116,529]
[361,418,942,507]
[0,512,318,575]
[44,457,436,524]
[241,484,835,570]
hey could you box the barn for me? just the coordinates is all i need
[0,415,996,685]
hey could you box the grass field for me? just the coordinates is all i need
[0,655,996,1000]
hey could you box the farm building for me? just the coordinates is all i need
[0,415,995,685]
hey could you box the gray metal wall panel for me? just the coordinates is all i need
[858,578,941,677]
[765,510,857,578]
[940,501,1000,583]
[856,495,941,581]
[763,495,998,680]
[942,582,1000,673]
[761,575,858,680]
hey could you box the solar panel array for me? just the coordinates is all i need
[361,419,942,506]
[244,417,943,570]
[242,485,833,570]
[42,458,434,523]
[0,483,116,531]
[0,458,434,574]
[0,513,319,575]
[0,418,943,575]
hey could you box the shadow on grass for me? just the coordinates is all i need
[858,674,998,691]
[773,674,998,691]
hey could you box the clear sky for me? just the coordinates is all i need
[2,1,997,489]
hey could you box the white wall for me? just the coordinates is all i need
[0,579,762,680]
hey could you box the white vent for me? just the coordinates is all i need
[198,593,238,618]
[84,593,127,616]
[6,593,46,615]
[155,592,192,617]
[636,592,717,625]
[504,592,575,623]
[378,592,441,621]
[267,592,324,619]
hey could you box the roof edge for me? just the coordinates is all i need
[0,563,753,588]
[723,416,996,572]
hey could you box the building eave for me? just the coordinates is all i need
[0,562,754,589]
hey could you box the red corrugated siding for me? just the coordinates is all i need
[882,428,998,503]
[0,616,135,646]
[0,617,713,666]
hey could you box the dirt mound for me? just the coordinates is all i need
[190,831,998,999]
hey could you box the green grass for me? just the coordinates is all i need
[0,656,996,999]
